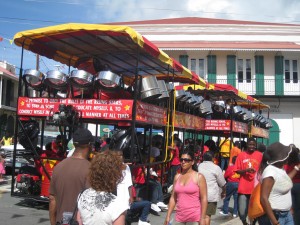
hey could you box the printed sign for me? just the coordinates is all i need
[17,97,168,126]
[232,121,248,134]
[205,120,231,131]
[173,112,205,130]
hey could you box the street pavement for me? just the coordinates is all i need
[0,177,242,225]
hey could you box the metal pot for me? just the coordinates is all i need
[23,69,44,88]
[180,92,192,102]
[70,70,94,88]
[187,94,197,105]
[139,76,161,100]
[193,96,204,107]
[95,70,121,89]
[157,80,169,100]
[44,70,68,90]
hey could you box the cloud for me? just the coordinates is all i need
[82,0,300,24]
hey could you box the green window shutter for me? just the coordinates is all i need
[227,55,236,87]
[275,56,284,95]
[207,55,217,83]
[255,55,265,95]
[179,55,189,68]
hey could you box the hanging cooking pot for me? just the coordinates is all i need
[180,92,192,102]
[70,70,94,89]
[138,76,161,100]
[193,95,203,107]
[187,94,197,105]
[95,70,121,90]
[213,101,226,113]
[199,100,213,115]
[157,80,169,100]
[233,105,243,114]
[23,69,45,89]
[44,70,68,90]
[175,89,186,100]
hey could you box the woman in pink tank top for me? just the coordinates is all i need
[164,150,208,225]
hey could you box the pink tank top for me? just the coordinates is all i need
[174,174,201,222]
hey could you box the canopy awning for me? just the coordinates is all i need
[13,23,206,86]
[177,83,269,109]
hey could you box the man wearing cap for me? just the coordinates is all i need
[49,127,93,225]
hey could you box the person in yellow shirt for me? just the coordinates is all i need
[0,132,13,146]
[219,135,233,171]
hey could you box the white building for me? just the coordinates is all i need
[0,61,18,137]
[112,17,300,146]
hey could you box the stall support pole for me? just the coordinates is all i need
[11,41,25,195]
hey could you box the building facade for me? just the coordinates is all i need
[0,61,18,138]
[112,17,300,146]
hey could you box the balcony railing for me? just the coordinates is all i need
[215,78,300,96]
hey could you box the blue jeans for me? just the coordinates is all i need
[149,179,164,203]
[238,194,250,222]
[258,211,294,225]
[168,164,181,187]
[130,200,151,222]
[222,182,238,215]
[291,183,300,225]
[220,157,229,171]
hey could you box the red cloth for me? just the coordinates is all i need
[132,167,145,184]
[171,146,181,166]
[224,165,240,182]
[234,151,262,194]
[285,164,300,183]
[203,145,209,154]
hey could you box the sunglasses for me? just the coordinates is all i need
[180,158,192,163]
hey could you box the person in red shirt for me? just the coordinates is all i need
[234,137,262,225]
[167,140,182,187]
[220,156,240,217]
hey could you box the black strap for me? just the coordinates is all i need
[69,190,85,225]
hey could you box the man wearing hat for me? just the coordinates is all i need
[49,127,93,225]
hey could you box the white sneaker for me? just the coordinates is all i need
[233,214,238,218]
[151,203,161,212]
[138,220,151,225]
[157,201,168,208]
[219,211,229,216]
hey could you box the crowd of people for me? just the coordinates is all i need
[30,126,299,225]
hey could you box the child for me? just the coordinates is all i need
[0,153,6,181]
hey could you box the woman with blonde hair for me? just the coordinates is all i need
[77,151,127,225]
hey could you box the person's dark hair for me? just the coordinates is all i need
[180,149,198,171]
[234,141,240,148]
[240,140,247,151]
[45,142,52,151]
[203,151,214,162]
[287,147,300,165]
[247,137,256,144]
[89,151,124,193]
[232,156,237,164]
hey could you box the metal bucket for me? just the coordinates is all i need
[70,70,94,88]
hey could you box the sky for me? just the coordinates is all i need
[1,0,300,73]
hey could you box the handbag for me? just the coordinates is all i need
[248,183,265,219]
[58,190,85,225]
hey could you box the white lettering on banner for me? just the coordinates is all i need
[85,112,102,117]
[28,98,43,103]
[93,106,108,111]
[118,114,130,119]
[93,99,108,104]
[19,109,32,114]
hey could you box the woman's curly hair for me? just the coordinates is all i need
[89,151,124,193]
